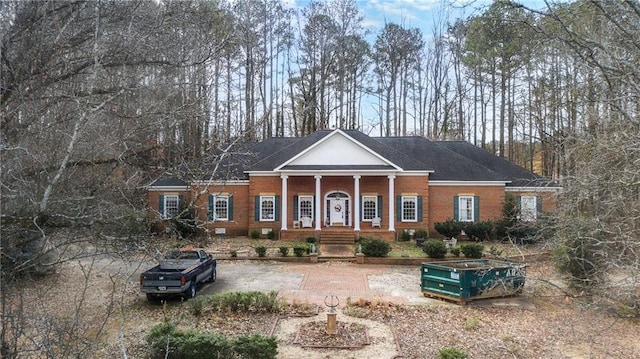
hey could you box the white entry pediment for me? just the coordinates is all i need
[276,129,397,169]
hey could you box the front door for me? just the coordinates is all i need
[329,198,346,225]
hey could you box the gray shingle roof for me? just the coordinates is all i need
[436,141,556,187]
[148,130,555,187]
[149,176,189,187]
[374,136,506,181]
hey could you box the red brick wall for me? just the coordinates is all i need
[506,190,559,214]
[148,176,559,240]
[249,176,282,235]
[147,184,250,237]
[428,185,505,233]
[392,176,430,233]
[191,184,250,237]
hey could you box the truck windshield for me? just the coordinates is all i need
[165,250,199,260]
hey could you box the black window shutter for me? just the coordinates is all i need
[453,196,459,220]
[208,195,213,221]
[254,196,260,221]
[159,195,165,218]
[474,196,480,222]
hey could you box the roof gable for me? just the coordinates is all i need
[277,129,399,170]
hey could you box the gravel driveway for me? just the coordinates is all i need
[203,260,448,307]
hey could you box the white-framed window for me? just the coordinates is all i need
[210,195,229,221]
[298,195,313,219]
[458,196,474,222]
[362,195,378,221]
[520,195,537,222]
[163,195,180,218]
[260,195,275,221]
[401,196,417,222]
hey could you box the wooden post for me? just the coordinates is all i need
[326,312,337,335]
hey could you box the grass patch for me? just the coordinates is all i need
[388,241,426,258]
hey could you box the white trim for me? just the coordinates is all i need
[458,195,475,222]
[245,172,280,176]
[297,195,314,220]
[280,170,399,176]
[260,195,277,222]
[274,129,403,171]
[192,180,249,186]
[248,170,431,176]
[506,186,562,192]
[396,171,432,176]
[361,195,378,221]
[429,181,508,186]
[400,195,418,222]
[209,195,230,221]
[148,186,189,191]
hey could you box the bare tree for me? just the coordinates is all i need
[519,0,640,313]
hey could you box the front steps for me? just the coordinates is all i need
[318,230,356,261]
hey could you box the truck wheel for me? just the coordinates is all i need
[146,293,157,302]
[210,268,217,283]
[187,283,197,299]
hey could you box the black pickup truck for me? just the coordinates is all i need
[140,248,217,301]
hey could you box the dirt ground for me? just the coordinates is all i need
[8,240,640,359]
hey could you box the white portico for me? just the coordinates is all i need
[273,129,404,233]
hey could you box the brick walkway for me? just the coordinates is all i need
[278,262,407,306]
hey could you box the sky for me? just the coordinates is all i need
[280,0,554,134]
[287,0,552,39]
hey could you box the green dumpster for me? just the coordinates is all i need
[421,259,526,304]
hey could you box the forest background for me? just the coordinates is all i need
[1,0,639,341]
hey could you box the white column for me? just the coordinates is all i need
[281,175,288,231]
[388,175,395,232]
[314,175,322,231]
[353,175,361,231]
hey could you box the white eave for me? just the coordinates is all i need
[506,186,563,192]
[191,180,250,186]
[147,186,190,191]
[429,180,509,186]
[274,129,403,172]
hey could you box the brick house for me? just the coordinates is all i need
[147,129,560,241]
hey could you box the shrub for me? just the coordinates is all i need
[232,334,278,359]
[434,219,465,239]
[414,228,429,239]
[146,322,234,359]
[292,245,306,257]
[206,291,281,313]
[450,246,461,257]
[460,243,484,258]
[255,245,267,257]
[266,230,275,240]
[399,230,411,241]
[553,236,603,289]
[439,347,468,359]
[278,246,289,257]
[250,230,260,239]
[146,322,278,359]
[463,221,495,241]
[189,296,205,317]
[359,237,391,257]
[422,239,447,258]
[305,236,317,244]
